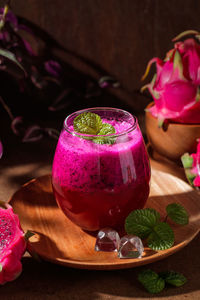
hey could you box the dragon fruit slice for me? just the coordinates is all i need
[142,30,200,127]
[0,202,26,285]
[181,139,200,188]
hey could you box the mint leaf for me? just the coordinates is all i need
[147,222,174,250]
[125,208,160,239]
[159,271,187,287]
[94,123,116,144]
[166,203,189,225]
[73,112,102,135]
[0,263,2,272]
[138,269,165,294]
[98,123,115,135]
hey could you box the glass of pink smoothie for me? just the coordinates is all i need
[52,107,151,231]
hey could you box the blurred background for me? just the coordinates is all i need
[1,1,200,119]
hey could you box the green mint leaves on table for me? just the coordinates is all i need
[73,112,116,144]
[138,269,186,294]
[125,203,189,251]
[138,269,165,294]
[159,271,187,287]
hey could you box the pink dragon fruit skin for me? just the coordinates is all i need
[0,203,26,285]
[181,139,200,188]
[142,32,200,127]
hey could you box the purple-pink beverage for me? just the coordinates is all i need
[52,108,150,231]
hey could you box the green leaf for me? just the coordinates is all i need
[125,208,160,239]
[166,203,189,225]
[98,123,115,135]
[181,153,193,169]
[24,230,35,241]
[185,169,196,186]
[172,30,199,42]
[138,269,165,294]
[94,123,116,144]
[0,48,26,74]
[147,222,174,250]
[0,263,2,272]
[159,271,187,287]
[181,153,196,186]
[73,112,103,135]
[172,50,186,81]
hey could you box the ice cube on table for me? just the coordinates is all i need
[118,235,144,259]
[95,228,120,252]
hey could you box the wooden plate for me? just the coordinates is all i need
[10,165,200,270]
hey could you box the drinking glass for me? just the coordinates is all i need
[52,107,151,231]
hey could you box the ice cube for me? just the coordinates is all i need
[118,235,144,259]
[95,228,120,252]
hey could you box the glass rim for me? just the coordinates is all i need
[64,107,137,138]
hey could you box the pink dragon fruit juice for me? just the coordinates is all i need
[52,108,151,231]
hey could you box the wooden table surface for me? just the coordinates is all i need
[0,122,200,300]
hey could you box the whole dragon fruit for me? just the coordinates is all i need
[142,30,200,127]
[181,138,200,188]
[0,202,26,285]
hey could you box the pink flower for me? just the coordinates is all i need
[142,31,200,127]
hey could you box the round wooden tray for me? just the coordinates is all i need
[10,166,200,270]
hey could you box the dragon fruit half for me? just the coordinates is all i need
[0,202,26,285]
[142,30,200,127]
[181,138,200,188]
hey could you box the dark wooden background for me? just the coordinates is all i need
[1,0,200,115]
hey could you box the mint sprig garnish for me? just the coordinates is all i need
[94,123,116,144]
[138,269,165,294]
[159,271,187,287]
[73,112,116,144]
[166,203,189,225]
[125,203,188,251]
[138,269,187,294]
[73,112,103,135]
[97,123,115,135]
